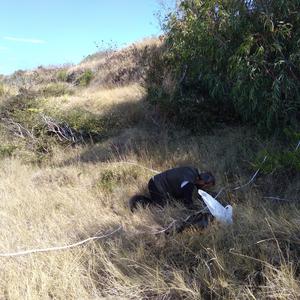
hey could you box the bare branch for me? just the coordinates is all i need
[40,114,84,144]
[263,196,291,202]
[0,226,122,257]
[1,118,35,140]
[233,156,268,191]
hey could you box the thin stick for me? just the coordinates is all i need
[0,226,122,258]
[263,196,291,202]
[151,220,177,234]
[215,188,225,199]
[232,156,267,191]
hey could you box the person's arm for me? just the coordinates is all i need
[181,182,196,209]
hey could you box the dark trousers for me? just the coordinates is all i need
[148,178,166,207]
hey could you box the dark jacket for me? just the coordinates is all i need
[152,166,199,208]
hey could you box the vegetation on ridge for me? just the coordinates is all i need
[147,0,300,133]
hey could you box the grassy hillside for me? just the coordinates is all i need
[0,38,299,299]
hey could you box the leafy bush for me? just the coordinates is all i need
[56,70,68,82]
[0,90,57,161]
[0,144,17,158]
[56,109,105,138]
[257,130,300,174]
[77,69,93,86]
[149,0,300,132]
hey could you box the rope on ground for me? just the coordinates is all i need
[0,225,122,258]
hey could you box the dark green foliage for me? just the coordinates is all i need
[149,0,300,132]
[229,1,300,131]
[266,149,300,172]
[256,130,300,173]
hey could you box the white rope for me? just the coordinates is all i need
[0,226,122,258]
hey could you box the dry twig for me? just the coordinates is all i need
[41,114,84,144]
[0,226,122,258]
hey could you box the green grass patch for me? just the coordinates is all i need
[39,83,73,97]
[96,167,141,192]
[77,69,93,86]
[56,70,68,82]
[0,144,17,158]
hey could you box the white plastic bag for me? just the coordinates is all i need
[198,189,233,224]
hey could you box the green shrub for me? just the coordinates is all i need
[78,69,93,86]
[0,91,53,160]
[56,109,104,134]
[255,130,300,174]
[149,0,300,133]
[0,145,17,158]
[57,70,68,82]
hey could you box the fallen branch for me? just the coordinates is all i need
[0,226,122,258]
[1,118,35,140]
[41,114,84,144]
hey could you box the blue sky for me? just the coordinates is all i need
[0,1,173,75]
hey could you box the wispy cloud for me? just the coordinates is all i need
[0,46,8,51]
[3,36,46,44]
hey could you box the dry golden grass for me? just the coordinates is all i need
[45,83,146,114]
[0,151,299,299]
[70,37,160,73]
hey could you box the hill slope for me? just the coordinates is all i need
[0,38,299,299]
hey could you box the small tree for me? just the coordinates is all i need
[149,0,300,132]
